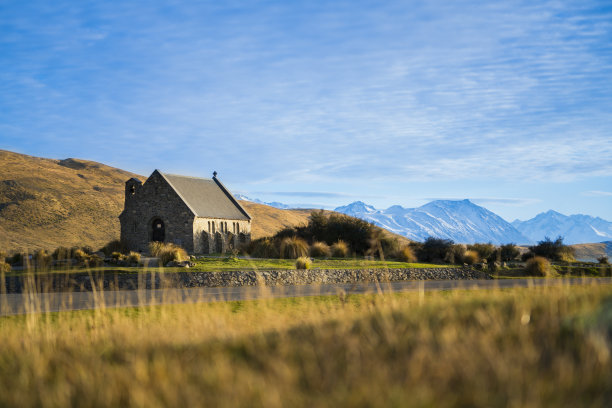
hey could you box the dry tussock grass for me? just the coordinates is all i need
[1,282,611,407]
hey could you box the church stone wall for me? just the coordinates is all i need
[193,218,251,254]
[120,172,195,253]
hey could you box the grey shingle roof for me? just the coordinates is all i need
[158,171,250,220]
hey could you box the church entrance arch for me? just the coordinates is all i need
[151,218,165,242]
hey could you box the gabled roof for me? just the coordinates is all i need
[156,171,251,221]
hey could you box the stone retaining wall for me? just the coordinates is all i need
[2,267,490,294]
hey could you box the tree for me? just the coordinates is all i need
[528,236,575,262]
[500,243,520,262]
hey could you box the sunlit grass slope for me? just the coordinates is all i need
[1,284,611,407]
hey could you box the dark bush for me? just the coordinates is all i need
[417,237,455,263]
[467,243,496,261]
[597,256,609,265]
[445,244,466,264]
[500,243,520,262]
[528,236,575,262]
[100,240,130,257]
[248,238,279,259]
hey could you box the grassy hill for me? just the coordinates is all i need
[0,150,141,252]
[0,150,406,253]
[570,242,612,262]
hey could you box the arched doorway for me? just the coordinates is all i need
[151,218,165,242]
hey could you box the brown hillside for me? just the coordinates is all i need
[571,242,612,262]
[238,201,311,239]
[0,150,141,252]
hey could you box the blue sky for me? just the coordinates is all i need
[1,0,611,221]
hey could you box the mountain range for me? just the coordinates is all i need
[333,200,612,245]
[512,211,612,245]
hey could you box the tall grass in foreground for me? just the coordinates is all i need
[1,283,611,407]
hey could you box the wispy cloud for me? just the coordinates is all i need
[0,0,611,220]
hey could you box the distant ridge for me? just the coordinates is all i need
[334,199,529,245]
[512,210,612,245]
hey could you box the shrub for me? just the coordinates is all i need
[149,242,188,265]
[0,261,10,273]
[87,254,104,267]
[127,252,141,265]
[111,252,126,261]
[100,240,129,257]
[445,244,466,264]
[280,237,309,259]
[467,243,496,261]
[396,247,416,263]
[463,250,479,265]
[73,248,89,262]
[526,256,551,277]
[7,252,24,266]
[500,243,520,262]
[331,240,350,258]
[309,241,331,258]
[528,236,575,262]
[295,256,312,270]
[417,237,455,263]
[598,256,609,265]
[248,238,279,258]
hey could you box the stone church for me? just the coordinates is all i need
[119,170,251,254]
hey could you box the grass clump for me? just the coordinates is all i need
[526,256,552,277]
[127,251,141,265]
[280,237,309,259]
[330,240,349,258]
[149,242,188,265]
[309,241,331,258]
[395,246,416,263]
[0,261,10,273]
[462,250,479,265]
[295,256,312,269]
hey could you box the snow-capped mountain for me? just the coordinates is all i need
[512,210,612,244]
[334,199,530,245]
[233,194,292,209]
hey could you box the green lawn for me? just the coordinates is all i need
[7,257,453,275]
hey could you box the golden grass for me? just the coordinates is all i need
[1,283,611,406]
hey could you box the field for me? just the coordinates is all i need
[1,283,611,407]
